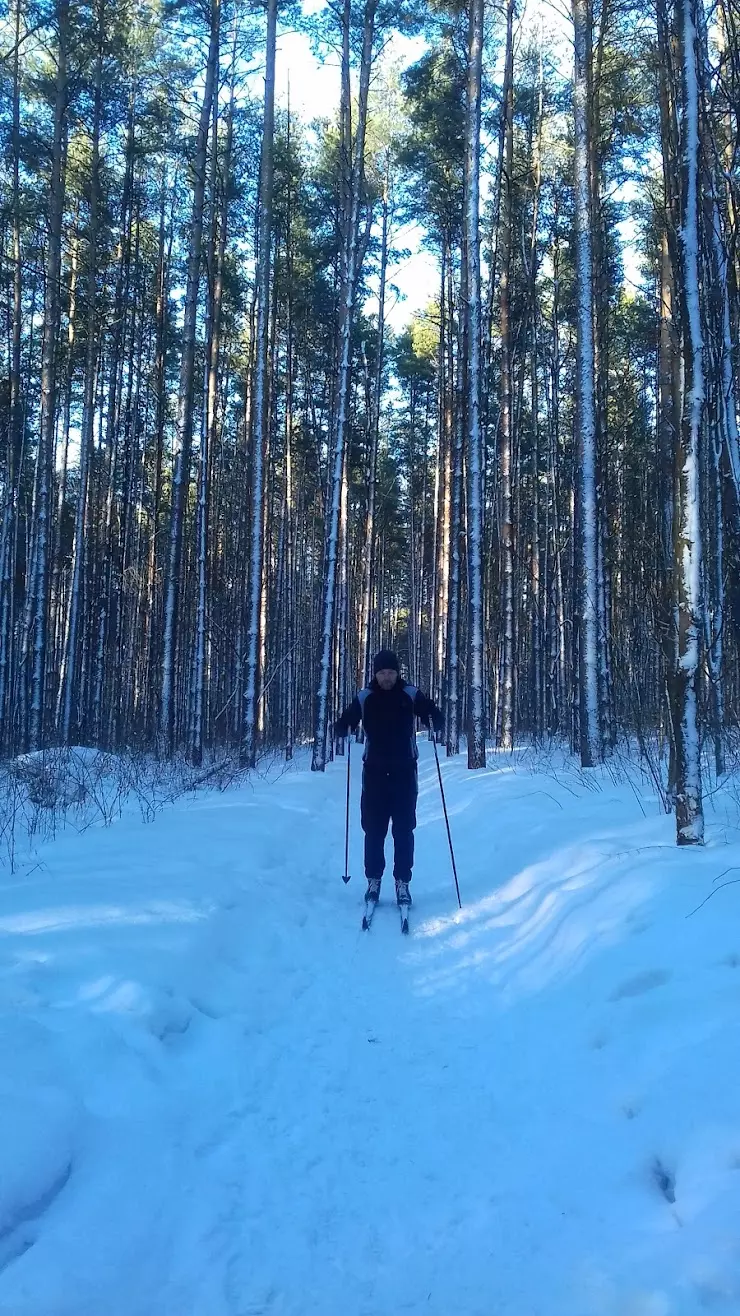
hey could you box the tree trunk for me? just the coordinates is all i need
[0,0,25,751]
[572,0,601,766]
[464,0,487,769]
[670,0,705,843]
[161,0,221,754]
[446,247,464,757]
[30,0,69,749]
[498,0,516,750]
[359,150,389,688]
[311,0,377,771]
[242,0,277,766]
[61,0,104,743]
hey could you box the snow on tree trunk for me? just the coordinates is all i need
[429,386,440,697]
[311,0,377,772]
[335,447,349,754]
[284,97,296,762]
[705,392,725,778]
[498,0,516,752]
[464,0,487,770]
[572,0,601,768]
[446,249,464,757]
[671,0,705,845]
[658,232,678,584]
[435,274,452,714]
[702,110,731,778]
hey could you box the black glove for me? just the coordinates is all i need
[333,719,347,739]
[430,711,444,735]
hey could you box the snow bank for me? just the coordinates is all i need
[0,743,737,1314]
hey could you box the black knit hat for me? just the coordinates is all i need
[373,648,400,675]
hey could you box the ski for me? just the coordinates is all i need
[362,900,378,931]
[362,899,410,933]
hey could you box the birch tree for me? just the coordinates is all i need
[667,0,705,843]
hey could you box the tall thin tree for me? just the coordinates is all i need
[242,0,278,767]
[312,0,378,771]
[160,0,221,753]
[463,0,486,769]
[572,0,601,766]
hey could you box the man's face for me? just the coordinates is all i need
[376,668,398,691]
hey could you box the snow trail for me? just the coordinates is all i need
[0,744,738,1315]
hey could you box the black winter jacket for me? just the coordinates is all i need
[335,679,443,767]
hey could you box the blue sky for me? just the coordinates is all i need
[267,2,642,334]
[272,20,440,332]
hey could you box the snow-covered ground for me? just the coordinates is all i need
[0,741,739,1316]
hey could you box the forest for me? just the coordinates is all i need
[1,0,739,847]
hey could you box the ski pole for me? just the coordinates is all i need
[341,735,352,884]
[431,733,462,909]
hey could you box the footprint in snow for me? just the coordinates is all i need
[651,1156,676,1204]
[610,969,671,1001]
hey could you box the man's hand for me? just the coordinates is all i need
[333,719,347,739]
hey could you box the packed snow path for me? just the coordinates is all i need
[1,744,739,1315]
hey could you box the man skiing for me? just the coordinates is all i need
[334,649,444,909]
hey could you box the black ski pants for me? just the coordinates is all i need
[361,761,418,885]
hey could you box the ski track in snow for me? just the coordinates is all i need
[0,744,739,1315]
